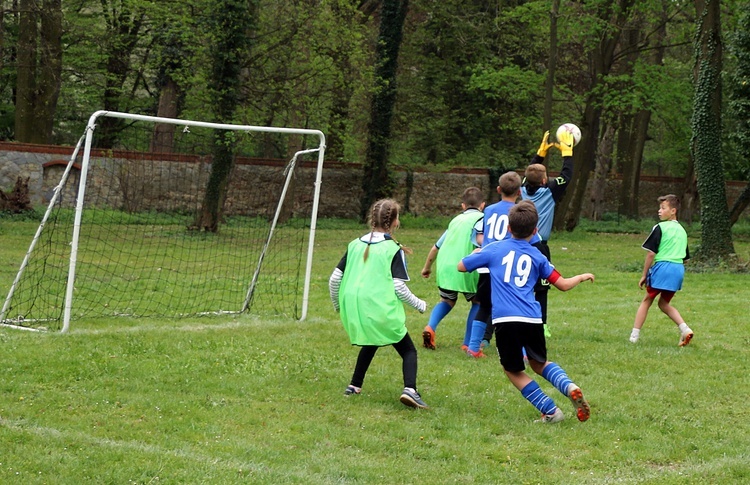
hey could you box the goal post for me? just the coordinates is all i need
[1,111,326,332]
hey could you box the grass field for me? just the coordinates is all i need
[1,216,749,484]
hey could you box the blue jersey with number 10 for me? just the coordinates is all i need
[482,200,515,246]
[461,238,555,324]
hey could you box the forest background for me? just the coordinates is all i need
[3,0,750,262]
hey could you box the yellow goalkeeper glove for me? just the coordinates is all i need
[536,131,555,157]
[557,131,574,157]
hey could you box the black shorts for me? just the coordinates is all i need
[438,287,476,302]
[495,322,547,373]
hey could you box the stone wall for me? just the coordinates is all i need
[1,141,746,220]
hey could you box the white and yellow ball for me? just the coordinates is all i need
[556,123,582,146]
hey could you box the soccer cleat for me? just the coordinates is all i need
[480,339,490,350]
[344,385,361,396]
[400,388,428,409]
[466,349,486,358]
[679,330,694,347]
[567,385,590,422]
[629,332,639,343]
[422,326,436,350]
[535,407,564,424]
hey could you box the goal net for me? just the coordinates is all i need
[1,111,326,332]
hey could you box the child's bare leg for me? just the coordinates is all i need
[630,295,654,342]
[658,297,694,346]
[657,297,684,325]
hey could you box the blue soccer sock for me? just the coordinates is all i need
[462,303,480,347]
[468,319,487,352]
[541,362,574,397]
[427,301,453,331]
[520,380,557,415]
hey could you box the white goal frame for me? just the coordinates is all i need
[1,110,326,332]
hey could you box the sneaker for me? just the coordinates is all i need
[679,330,694,347]
[629,332,639,343]
[466,349,486,358]
[535,407,564,424]
[422,326,436,350]
[567,385,590,422]
[399,388,428,409]
[344,385,361,396]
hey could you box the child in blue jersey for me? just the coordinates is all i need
[521,130,575,330]
[421,187,485,351]
[329,199,429,409]
[465,171,522,357]
[629,194,693,346]
[458,200,594,423]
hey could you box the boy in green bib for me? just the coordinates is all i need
[329,199,429,409]
[630,194,694,346]
[421,187,485,350]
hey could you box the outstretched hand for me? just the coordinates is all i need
[537,131,556,157]
[557,131,574,157]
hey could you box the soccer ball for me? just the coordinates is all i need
[556,123,582,147]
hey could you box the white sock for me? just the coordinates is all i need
[630,328,640,337]
[678,323,691,333]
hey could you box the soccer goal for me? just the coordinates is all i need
[1,111,326,332]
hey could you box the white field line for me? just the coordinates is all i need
[0,416,264,473]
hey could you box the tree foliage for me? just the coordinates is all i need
[360,0,409,220]
[0,0,749,231]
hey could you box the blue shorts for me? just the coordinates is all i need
[647,261,684,292]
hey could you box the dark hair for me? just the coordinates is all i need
[524,164,546,188]
[364,199,410,261]
[509,200,538,239]
[499,171,522,197]
[658,194,681,212]
[462,187,484,209]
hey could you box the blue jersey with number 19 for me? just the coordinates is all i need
[461,238,555,324]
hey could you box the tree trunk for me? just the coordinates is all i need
[543,0,560,135]
[624,108,651,218]
[192,0,257,232]
[555,0,637,231]
[616,112,635,217]
[360,0,409,221]
[692,0,734,259]
[680,155,697,224]
[557,101,600,231]
[33,0,62,142]
[728,183,750,225]
[14,0,37,142]
[590,123,614,221]
[97,4,145,149]
[151,77,181,153]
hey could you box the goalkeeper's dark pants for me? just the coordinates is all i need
[532,240,551,325]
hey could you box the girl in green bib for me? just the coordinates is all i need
[329,199,429,409]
